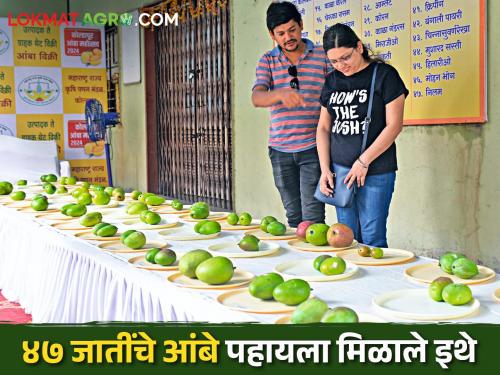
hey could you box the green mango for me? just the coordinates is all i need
[179,250,213,278]
[79,212,102,227]
[121,230,146,249]
[195,256,234,285]
[291,298,329,324]
[145,248,161,264]
[321,307,359,323]
[131,190,142,200]
[0,181,14,194]
[442,284,473,306]
[260,216,277,232]
[194,220,210,233]
[10,191,26,201]
[248,273,284,300]
[171,199,183,211]
[238,234,260,251]
[238,212,252,226]
[451,258,479,279]
[66,204,87,217]
[272,279,310,306]
[439,252,466,274]
[66,176,77,185]
[112,188,125,201]
[226,213,238,225]
[72,187,88,199]
[190,205,209,219]
[154,249,177,266]
[145,195,166,206]
[17,179,27,186]
[42,184,55,195]
[31,197,49,211]
[313,255,331,271]
[126,202,148,215]
[81,181,90,189]
[45,174,57,182]
[198,221,221,235]
[305,223,330,246]
[40,175,47,182]
[140,211,161,225]
[138,192,155,203]
[93,222,118,237]
[77,192,93,206]
[192,201,209,210]
[104,186,114,195]
[319,256,346,275]
[428,277,453,302]
[92,191,111,205]
[61,203,75,215]
[267,221,287,236]
[55,186,68,194]
[60,176,68,185]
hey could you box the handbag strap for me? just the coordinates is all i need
[360,63,379,153]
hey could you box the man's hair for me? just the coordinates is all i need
[266,1,302,32]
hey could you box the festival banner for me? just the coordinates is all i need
[12,24,61,67]
[0,114,16,136]
[0,66,15,114]
[16,114,64,159]
[0,17,14,66]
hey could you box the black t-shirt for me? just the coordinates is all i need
[320,62,408,175]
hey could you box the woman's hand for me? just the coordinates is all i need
[344,159,368,189]
[319,171,335,196]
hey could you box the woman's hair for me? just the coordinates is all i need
[266,1,302,32]
[323,23,383,62]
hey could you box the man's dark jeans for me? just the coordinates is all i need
[268,147,325,227]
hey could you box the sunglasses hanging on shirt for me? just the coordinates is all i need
[288,65,300,90]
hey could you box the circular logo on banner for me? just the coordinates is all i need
[0,123,14,136]
[18,75,60,106]
[0,28,9,55]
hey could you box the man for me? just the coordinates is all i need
[252,1,330,227]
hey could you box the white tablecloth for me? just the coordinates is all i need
[0,199,499,324]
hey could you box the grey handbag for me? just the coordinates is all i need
[314,63,379,208]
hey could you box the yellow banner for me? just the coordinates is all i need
[0,66,15,113]
[13,25,61,67]
[16,114,64,159]
[70,159,108,185]
[61,68,107,114]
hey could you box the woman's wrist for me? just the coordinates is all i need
[357,156,369,168]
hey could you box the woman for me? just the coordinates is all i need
[317,23,408,247]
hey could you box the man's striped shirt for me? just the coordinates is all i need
[253,39,331,153]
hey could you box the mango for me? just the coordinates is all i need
[291,298,329,324]
[451,258,479,279]
[260,216,277,232]
[140,210,162,225]
[131,190,142,200]
[272,279,310,306]
[238,235,260,251]
[126,202,148,215]
[198,221,221,235]
[195,256,234,285]
[0,181,14,195]
[238,212,252,226]
[65,204,87,217]
[138,193,155,203]
[442,283,473,306]
[190,205,209,219]
[439,252,466,274]
[79,212,102,227]
[92,222,118,237]
[248,273,284,300]
[179,249,213,278]
[55,186,68,194]
[305,223,330,246]
[429,277,453,302]
[145,248,161,264]
[77,192,93,206]
[121,230,146,249]
[43,183,56,195]
[226,213,238,225]
[319,256,346,275]
[92,191,111,205]
[17,179,27,186]
[313,255,331,271]
[66,176,77,185]
[31,197,49,211]
[171,199,183,210]
[154,249,177,266]
[10,191,26,201]
[145,195,166,206]
[321,307,359,323]
[44,174,57,182]
[267,221,286,236]
[112,188,125,201]
[194,220,210,233]
[370,247,384,259]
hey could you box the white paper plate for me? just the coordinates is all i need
[372,289,480,321]
[244,228,296,241]
[217,288,298,314]
[287,239,358,252]
[158,226,220,241]
[404,262,496,285]
[167,270,254,290]
[207,241,280,258]
[274,259,358,282]
[336,248,415,266]
[128,254,180,271]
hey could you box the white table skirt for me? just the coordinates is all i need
[1,203,499,324]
